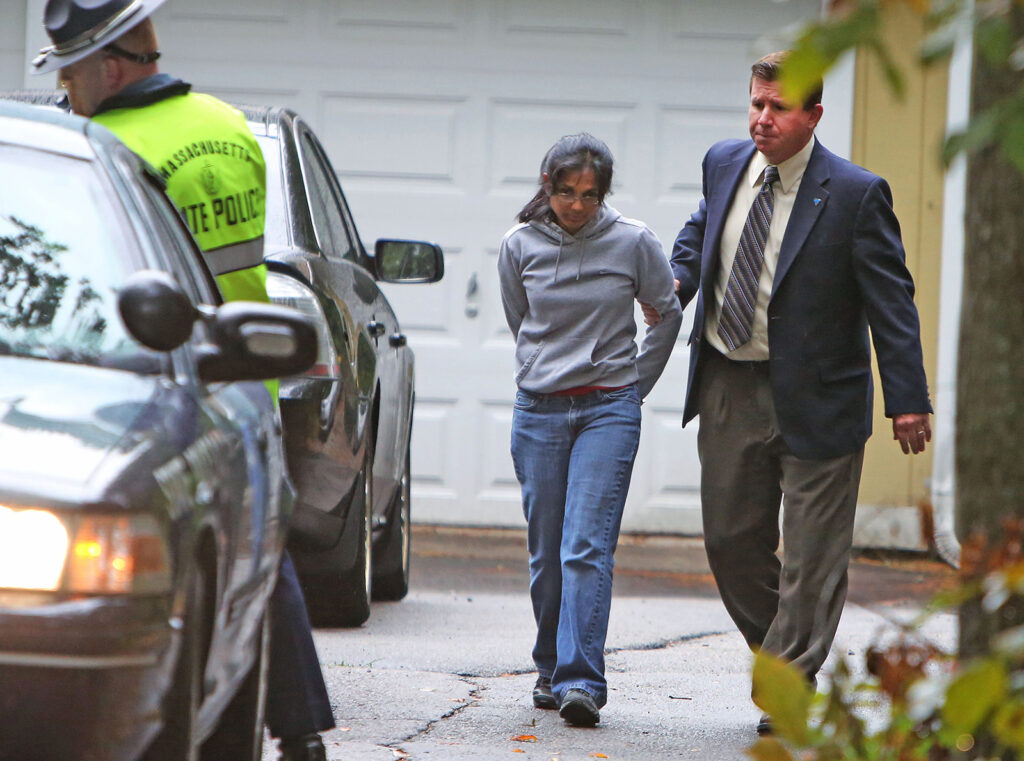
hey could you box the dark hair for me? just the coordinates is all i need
[750,51,823,111]
[517,132,614,223]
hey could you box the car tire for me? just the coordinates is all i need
[373,441,411,601]
[308,427,374,627]
[142,566,205,761]
[200,608,269,761]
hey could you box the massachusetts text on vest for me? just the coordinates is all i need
[158,139,258,180]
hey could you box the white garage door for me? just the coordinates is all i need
[143,0,847,534]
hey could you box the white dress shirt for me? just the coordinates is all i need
[704,137,816,360]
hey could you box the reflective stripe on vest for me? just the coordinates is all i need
[204,235,265,276]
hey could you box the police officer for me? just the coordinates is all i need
[33,2,333,760]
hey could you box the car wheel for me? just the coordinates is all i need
[142,566,205,761]
[373,441,411,601]
[200,608,269,761]
[308,428,374,627]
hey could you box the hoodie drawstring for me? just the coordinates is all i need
[552,234,588,283]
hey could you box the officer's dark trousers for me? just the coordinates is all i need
[266,551,335,738]
[697,349,865,683]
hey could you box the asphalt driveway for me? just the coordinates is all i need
[265,526,956,760]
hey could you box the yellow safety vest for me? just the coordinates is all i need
[96,91,277,399]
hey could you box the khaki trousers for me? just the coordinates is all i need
[696,348,864,681]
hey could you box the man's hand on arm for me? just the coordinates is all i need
[639,279,680,327]
[892,413,932,455]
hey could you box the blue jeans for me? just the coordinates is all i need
[510,384,642,707]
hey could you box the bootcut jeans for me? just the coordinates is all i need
[510,383,642,707]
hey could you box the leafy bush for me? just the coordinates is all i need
[750,526,1024,760]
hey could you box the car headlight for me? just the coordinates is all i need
[266,272,339,379]
[0,507,68,591]
[0,507,171,595]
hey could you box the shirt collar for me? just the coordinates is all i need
[748,137,816,194]
[93,74,191,116]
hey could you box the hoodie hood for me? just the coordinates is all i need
[528,205,622,283]
[528,204,621,243]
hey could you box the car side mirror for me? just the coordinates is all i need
[373,239,444,284]
[118,270,319,382]
[118,270,198,351]
[197,302,318,382]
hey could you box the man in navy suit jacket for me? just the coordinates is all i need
[666,51,932,734]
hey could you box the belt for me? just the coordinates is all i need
[703,342,769,369]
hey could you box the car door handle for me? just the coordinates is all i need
[367,320,386,338]
[389,333,407,347]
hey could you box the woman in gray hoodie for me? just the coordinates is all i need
[498,133,682,726]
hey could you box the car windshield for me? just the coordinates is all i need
[0,145,152,370]
[256,134,289,251]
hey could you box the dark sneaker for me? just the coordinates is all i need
[279,732,327,761]
[559,688,600,727]
[756,713,773,736]
[533,675,557,709]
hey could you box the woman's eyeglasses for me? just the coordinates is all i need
[550,189,601,207]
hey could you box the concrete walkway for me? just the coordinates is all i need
[268,527,957,760]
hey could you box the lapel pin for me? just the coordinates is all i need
[813,197,822,206]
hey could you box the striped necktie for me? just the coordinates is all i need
[717,165,779,351]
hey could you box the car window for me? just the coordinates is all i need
[0,145,159,371]
[328,163,373,272]
[298,130,357,265]
[256,133,290,252]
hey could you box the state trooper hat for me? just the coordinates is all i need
[32,0,167,75]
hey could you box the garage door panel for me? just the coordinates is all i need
[493,0,640,43]
[408,399,454,487]
[488,99,635,193]
[320,94,465,185]
[641,405,701,498]
[666,0,815,37]
[201,88,302,112]
[479,401,519,491]
[656,106,748,198]
[380,275,456,337]
[327,0,472,36]
[1,1,25,91]
[479,248,516,346]
[161,0,290,25]
[656,36,762,85]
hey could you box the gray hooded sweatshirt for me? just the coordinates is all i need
[498,205,682,398]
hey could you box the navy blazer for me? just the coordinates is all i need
[672,138,931,460]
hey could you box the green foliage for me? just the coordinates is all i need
[782,4,905,102]
[748,549,1024,760]
[941,658,1006,734]
[753,650,815,745]
[776,0,1024,174]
